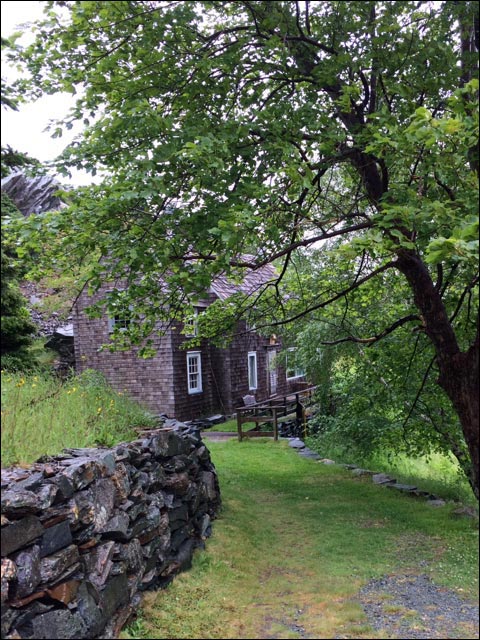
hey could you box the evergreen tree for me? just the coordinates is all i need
[1,192,36,368]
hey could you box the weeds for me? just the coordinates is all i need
[1,368,158,466]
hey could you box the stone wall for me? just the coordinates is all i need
[1,423,221,639]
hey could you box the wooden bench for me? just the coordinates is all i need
[235,387,317,441]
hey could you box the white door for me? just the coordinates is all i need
[267,350,278,396]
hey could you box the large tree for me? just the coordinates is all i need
[16,1,479,495]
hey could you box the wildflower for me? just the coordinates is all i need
[33,376,38,381]
[97,407,102,413]
[32,384,37,388]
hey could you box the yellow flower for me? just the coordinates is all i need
[97,407,102,413]
[32,384,37,388]
[33,376,38,381]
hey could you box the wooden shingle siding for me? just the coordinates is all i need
[73,287,176,417]
[72,267,308,421]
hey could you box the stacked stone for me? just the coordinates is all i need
[1,424,221,639]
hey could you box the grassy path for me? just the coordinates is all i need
[122,439,479,639]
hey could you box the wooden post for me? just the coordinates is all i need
[237,411,243,442]
[273,408,278,442]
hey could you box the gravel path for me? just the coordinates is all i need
[357,573,479,639]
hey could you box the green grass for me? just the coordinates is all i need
[203,418,238,432]
[122,439,479,639]
[1,368,158,466]
[306,437,476,507]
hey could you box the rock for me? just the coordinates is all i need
[387,483,418,493]
[288,438,305,449]
[1,516,44,557]
[84,541,116,589]
[1,489,43,516]
[12,545,42,599]
[31,608,87,639]
[1,558,17,603]
[149,430,190,458]
[372,473,396,485]
[351,468,375,476]
[100,573,129,620]
[168,504,189,527]
[1,171,66,216]
[101,513,130,541]
[319,458,336,465]
[114,540,144,573]
[39,520,72,558]
[110,463,131,504]
[76,582,105,638]
[198,514,211,538]
[200,471,218,501]
[39,545,79,584]
[14,472,45,492]
[451,506,478,518]
[426,498,447,507]
[45,579,80,605]
[298,450,321,460]
[162,472,191,496]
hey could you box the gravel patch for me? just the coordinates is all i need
[358,573,479,639]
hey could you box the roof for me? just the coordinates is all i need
[210,261,278,301]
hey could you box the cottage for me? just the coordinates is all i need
[73,265,307,421]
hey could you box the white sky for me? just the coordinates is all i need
[1,0,94,186]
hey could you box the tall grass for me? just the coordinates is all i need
[1,368,158,467]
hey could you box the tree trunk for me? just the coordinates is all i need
[437,341,479,499]
[396,250,479,500]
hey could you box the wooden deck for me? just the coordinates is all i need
[235,386,317,441]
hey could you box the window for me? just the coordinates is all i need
[183,308,199,337]
[108,313,131,333]
[286,349,305,380]
[187,352,203,394]
[106,291,132,333]
[248,351,258,390]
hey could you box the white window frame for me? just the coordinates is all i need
[187,351,203,394]
[286,348,305,380]
[248,351,258,390]
[106,290,132,333]
[183,308,199,337]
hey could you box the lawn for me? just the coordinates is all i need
[122,438,479,639]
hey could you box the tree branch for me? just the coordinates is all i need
[256,261,396,329]
[318,314,421,346]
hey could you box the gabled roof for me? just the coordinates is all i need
[210,261,278,301]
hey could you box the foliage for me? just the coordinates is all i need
[1,368,158,466]
[1,193,37,368]
[11,1,479,493]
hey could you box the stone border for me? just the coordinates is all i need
[287,438,477,515]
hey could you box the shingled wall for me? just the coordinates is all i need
[1,423,221,639]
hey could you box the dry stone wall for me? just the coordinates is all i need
[1,422,221,639]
